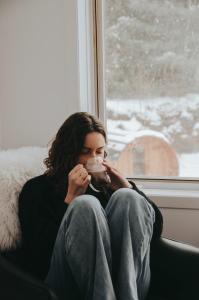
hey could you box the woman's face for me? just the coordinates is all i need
[78,132,106,166]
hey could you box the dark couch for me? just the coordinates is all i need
[148,237,199,300]
[1,237,199,300]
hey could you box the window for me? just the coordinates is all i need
[99,0,199,180]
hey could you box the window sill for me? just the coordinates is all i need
[132,178,199,210]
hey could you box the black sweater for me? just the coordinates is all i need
[18,174,163,280]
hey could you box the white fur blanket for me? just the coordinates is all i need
[0,147,47,251]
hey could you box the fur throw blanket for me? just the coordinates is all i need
[0,147,47,251]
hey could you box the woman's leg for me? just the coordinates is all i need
[105,188,155,300]
[45,195,116,300]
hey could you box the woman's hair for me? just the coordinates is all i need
[44,112,106,194]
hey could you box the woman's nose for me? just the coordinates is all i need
[90,152,97,158]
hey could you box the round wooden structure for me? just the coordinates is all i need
[112,135,179,177]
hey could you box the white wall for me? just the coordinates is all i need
[137,180,199,248]
[0,116,2,148]
[0,0,80,149]
[161,208,199,247]
[149,192,199,248]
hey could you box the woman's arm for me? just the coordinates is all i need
[18,177,68,279]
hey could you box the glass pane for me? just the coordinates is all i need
[103,0,199,178]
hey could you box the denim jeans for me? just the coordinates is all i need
[45,188,155,300]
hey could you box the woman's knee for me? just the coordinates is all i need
[66,194,102,217]
[110,188,142,207]
[112,187,138,199]
[109,188,155,241]
[109,188,154,220]
[60,194,104,235]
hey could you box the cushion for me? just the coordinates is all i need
[0,147,47,251]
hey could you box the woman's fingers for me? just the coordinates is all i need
[69,164,83,176]
[102,160,112,170]
[102,161,118,175]
[69,164,88,178]
[78,171,89,183]
[77,168,89,182]
[82,174,91,185]
[69,164,90,187]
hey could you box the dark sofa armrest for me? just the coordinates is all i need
[0,253,58,300]
[148,237,199,300]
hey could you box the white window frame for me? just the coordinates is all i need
[77,0,106,122]
[76,0,97,114]
[77,0,199,208]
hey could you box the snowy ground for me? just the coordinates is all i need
[106,95,199,178]
[179,153,199,177]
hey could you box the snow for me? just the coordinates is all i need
[107,118,142,133]
[179,153,199,177]
[107,95,199,178]
[107,94,199,117]
[108,129,169,146]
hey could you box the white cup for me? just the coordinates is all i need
[85,157,111,186]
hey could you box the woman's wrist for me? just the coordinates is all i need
[64,194,74,204]
[122,179,133,189]
[125,182,133,189]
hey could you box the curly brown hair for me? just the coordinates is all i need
[44,112,106,195]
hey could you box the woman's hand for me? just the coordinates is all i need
[102,160,132,191]
[64,164,91,204]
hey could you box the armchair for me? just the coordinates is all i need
[148,237,199,300]
[1,236,199,300]
[0,251,57,300]
[0,147,198,299]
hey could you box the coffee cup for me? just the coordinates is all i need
[85,157,111,187]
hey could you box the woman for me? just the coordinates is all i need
[19,112,163,300]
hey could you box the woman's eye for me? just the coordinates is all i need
[81,149,89,154]
[80,149,104,155]
[82,150,89,154]
[97,151,103,155]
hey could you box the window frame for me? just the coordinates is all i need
[78,0,199,204]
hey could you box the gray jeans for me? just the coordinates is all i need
[45,188,155,300]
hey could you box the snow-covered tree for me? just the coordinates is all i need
[105,0,199,98]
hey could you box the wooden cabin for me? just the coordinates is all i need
[112,135,179,177]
